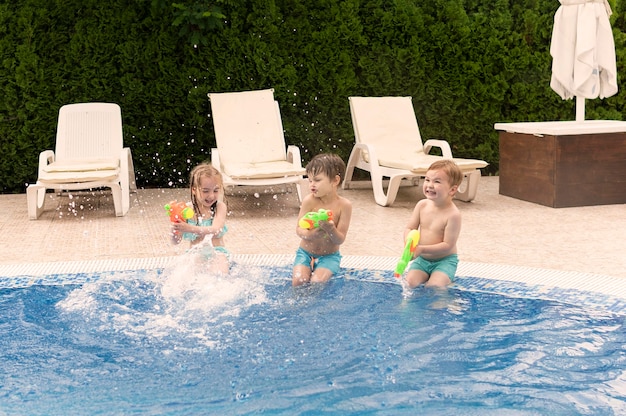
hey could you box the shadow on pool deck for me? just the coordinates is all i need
[2,176,626,279]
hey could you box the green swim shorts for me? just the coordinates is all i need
[408,254,458,282]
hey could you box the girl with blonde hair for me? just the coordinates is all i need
[171,162,229,274]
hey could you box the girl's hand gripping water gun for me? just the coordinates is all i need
[164,201,195,223]
[298,209,333,229]
[394,229,420,278]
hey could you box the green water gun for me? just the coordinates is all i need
[394,229,421,278]
[299,209,333,229]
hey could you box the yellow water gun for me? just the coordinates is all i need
[394,229,420,278]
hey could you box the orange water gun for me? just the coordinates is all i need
[164,201,195,223]
[298,209,333,229]
[394,229,421,278]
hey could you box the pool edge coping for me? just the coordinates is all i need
[0,254,626,313]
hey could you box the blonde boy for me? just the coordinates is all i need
[403,160,463,288]
[292,154,353,286]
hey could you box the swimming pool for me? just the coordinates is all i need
[1,255,626,414]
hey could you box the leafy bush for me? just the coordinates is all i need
[1,0,624,193]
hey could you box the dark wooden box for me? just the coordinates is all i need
[498,130,626,208]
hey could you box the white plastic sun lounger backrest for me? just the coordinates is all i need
[350,96,425,156]
[209,88,287,167]
[208,89,306,201]
[55,103,124,161]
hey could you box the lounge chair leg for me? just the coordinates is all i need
[110,184,124,216]
[121,185,130,216]
[368,173,391,207]
[27,183,47,220]
[125,148,137,192]
[375,176,406,207]
[455,170,481,202]
[343,149,359,190]
[295,178,309,203]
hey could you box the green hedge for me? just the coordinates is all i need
[1,0,625,193]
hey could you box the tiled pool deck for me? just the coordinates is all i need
[2,176,626,311]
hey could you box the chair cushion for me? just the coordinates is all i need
[372,149,487,174]
[42,159,119,172]
[223,160,306,179]
[39,159,120,183]
[408,157,488,174]
[39,169,120,183]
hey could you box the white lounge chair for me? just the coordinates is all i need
[208,89,306,201]
[343,96,488,206]
[26,102,136,219]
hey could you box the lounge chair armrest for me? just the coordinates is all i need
[423,139,453,158]
[119,147,136,190]
[120,147,131,162]
[353,142,381,164]
[286,145,303,168]
[39,150,55,164]
[38,150,55,176]
[211,148,221,170]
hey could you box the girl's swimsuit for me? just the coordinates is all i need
[182,200,227,241]
[182,217,227,241]
[182,201,229,258]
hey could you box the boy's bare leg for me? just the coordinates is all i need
[424,271,452,288]
[210,253,230,275]
[310,267,333,284]
[405,270,429,288]
[292,265,312,286]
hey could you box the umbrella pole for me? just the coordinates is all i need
[576,96,585,122]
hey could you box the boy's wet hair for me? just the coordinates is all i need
[305,153,346,185]
[428,160,463,187]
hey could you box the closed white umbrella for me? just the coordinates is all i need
[550,0,618,121]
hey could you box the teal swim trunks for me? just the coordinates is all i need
[408,254,458,282]
[293,247,342,274]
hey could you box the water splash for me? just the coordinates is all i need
[57,248,270,348]
[161,243,269,315]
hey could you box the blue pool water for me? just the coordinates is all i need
[1,259,626,415]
